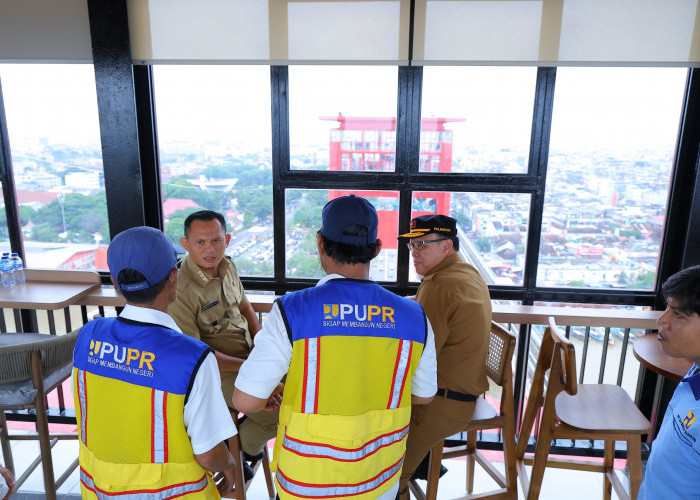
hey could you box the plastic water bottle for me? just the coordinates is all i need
[0,253,8,287]
[11,252,24,284]
[0,253,14,287]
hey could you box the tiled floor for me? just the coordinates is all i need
[8,434,633,499]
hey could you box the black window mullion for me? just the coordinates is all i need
[396,65,423,293]
[405,174,540,192]
[0,77,23,259]
[522,66,557,295]
[133,64,163,230]
[271,66,290,292]
[655,68,700,308]
[512,66,556,427]
[87,0,146,238]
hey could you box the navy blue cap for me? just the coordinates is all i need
[107,226,177,292]
[319,195,378,245]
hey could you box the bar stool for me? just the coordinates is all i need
[515,318,651,500]
[409,321,518,499]
[0,330,80,500]
[222,411,275,499]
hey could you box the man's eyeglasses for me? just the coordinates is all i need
[407,238,448,251]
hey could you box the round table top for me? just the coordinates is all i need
[633,334,693,382]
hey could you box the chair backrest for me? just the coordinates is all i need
[516,317,577,458]
[485,321,516,387]
[0,330,79,384]
[545,317,577,397]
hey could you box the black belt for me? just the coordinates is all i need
[436,388,477,402]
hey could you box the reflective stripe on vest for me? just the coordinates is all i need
[387,340,412,409]
[302,337,319,414]
[80,468,209,499]
[151,389,167,463]
[276,455,404,498]
[282,424,409,462]
[77,369,87,445]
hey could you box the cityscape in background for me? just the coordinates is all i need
[2,132,671,291]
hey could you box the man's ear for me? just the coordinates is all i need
[374,239,383,258]
[180,237,189,252]
[225,233,232,246]
[317,233,326,256]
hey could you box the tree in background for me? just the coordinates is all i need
[162,177,230,212]
[165,207,206,245]
[18,205,38,227]
[27,193,109,243]
[475,237,492,253]
[235,257,273,277]
[237,186,272,229]
[287,226,324,279]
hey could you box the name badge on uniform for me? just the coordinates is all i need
[202,300,219,311]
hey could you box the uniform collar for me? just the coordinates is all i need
[183,254,230,287]
[421,252,462,280]
[119,304,183,333]
[682,363,700,400]
[317,273,346,286]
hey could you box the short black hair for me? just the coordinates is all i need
[320,224,379,265]
[662,265,700,316]
[184,210,226,238]
[117,268,170,304]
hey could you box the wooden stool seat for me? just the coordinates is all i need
[409,322,518,500]
[556,384,651,434]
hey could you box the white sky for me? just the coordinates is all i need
[0,64,101,147]
[0,63,689,152]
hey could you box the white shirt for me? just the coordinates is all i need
[235,276,438,499]
[118,304,237,454]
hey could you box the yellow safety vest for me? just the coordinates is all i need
[73,317,220,499]
[272,279,427,499]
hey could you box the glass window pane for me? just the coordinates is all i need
[539,68,686,290]
[286,189,399,281]
[153,66,273,277]
[421,67,536,174]
[289,66,398,172]
[0,63,107,270]
[409,192,530,285]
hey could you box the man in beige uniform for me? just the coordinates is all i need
[168,210,279,473]
[397,214,491,499]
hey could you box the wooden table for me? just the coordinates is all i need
[0,269,100,310]
[633,334,692,383]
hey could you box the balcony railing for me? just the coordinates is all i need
[1,274,667,463]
